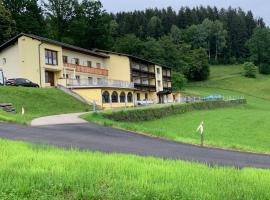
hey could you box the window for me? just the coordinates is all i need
[87,61,92,67]
[63,74,69,79]
[145,93,148,100]
[120,92,126,103]
[2,58,6,65]
[111,91,118,103]
[96,63,101,68]
[97,78,103,85]
[137,93,140,101]
[157,68,160,74]
[88,77,93,84]
[76,75,80,84]
[63,56,68,63]
[45,49,58,65]
[102,91,110,103]
[158,80,161,87]
[127,92,133,103]
[45,72,49,83]
[72,58,79,65]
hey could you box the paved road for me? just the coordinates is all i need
[31,112,88,126]
[0,122,269,169]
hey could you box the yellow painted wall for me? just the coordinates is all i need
[0,42,20,80]
[17,36,64,87]
[107,54,131,82]
[73,88,102,105]
[155,65,163,92]
[73,88,135,109]
[134,91,158,103]
[149,92,159,103]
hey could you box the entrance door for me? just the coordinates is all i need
[45,71,55,86]
[158,94,164,104]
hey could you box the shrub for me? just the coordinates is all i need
[172,72,186,91]
[243,62,257,78]
[259,63,270,74]
[102,99,247,122]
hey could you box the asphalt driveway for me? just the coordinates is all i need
[0,122,269,169]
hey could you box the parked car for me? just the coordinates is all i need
[6,78,39,87]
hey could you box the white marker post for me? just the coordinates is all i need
[196,121,204,147]
[21,107,25,115]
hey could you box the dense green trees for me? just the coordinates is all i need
[0,2,16,44]
[3,0,44,35]
[246,27,270,75]
[112,6,264,63]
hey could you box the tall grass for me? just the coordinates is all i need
[0,139,270,200]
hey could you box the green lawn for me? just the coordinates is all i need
[84,65,270,153]
[0,139,269,200]
[0,87,91,124]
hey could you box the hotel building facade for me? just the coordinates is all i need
[0,33,176,109]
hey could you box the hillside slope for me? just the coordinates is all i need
[0,87,91,124]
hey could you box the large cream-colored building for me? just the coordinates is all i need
[0,33,175,109]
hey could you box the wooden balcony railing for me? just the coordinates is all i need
[64,63,108,76]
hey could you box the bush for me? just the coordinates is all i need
[259,63,270,74]
[243,62,257,78]
[103,99,247,122]
[172,72,186,91]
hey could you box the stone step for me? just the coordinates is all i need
[0,103,16,113]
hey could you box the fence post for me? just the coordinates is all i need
[201,132,204,147]
[93,100,96,112]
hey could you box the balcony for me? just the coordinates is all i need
[67,78,134,89]
[64,63,108,76]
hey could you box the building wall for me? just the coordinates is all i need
[134,91,158,103]
[0,42,20,80]
[72,88,134,109]
[63,49,108,69]
[155,65,163,92]
[107,54,131,82]
[17,36,64,87]
[72,88,103,105]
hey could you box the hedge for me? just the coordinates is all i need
[102,99,247,122]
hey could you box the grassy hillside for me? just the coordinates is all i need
[0,139,270,200]
[84,65,270,153]
[0,87,91,124]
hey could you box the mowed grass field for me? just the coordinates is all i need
[84,65,270,153]
[0,87,91,124]
[0,139,270,200]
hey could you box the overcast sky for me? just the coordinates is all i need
[100,0,269,25]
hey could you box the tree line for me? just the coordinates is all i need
[0,0,269,85]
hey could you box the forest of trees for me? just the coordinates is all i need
[0,0,269,83]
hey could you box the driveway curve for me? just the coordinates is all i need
[0,122,269,169]
[31,112,88,126]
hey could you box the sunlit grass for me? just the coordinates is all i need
[0,139,269,200]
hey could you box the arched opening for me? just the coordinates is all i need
[127,92,133,103]
[102,91,110,103]
[120,92,126,103]
[111,91,118,103]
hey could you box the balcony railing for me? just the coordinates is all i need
[67,78,134,89]
[64,63,108,76]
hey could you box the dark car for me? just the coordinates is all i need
[6,78,39,87]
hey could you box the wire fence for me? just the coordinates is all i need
[177,96,246,104]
